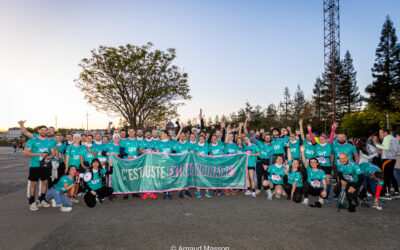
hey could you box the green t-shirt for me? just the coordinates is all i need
[96,142,108,159]
[107,143,121,155]
[244,144,259,167]
[209,142,224,156]
[66,144,83,169]
[53,175,74,192]
[271,138,286,155]
[360,162,383,186]
[288,139,300,159]
[82,144,99,164]
[268,164,285,184]
[287,169,303,187]
[194,143,209,155]
[337,160,362,183]
[333,142,357,165]
[121,138,140,157]
[156,140,175,153]
[54,142,66,163]
[189,141,198,152]
[224,142,239,154]
[256,141,273,159]
[303,140,316,159]
[173,140,191,153]
[315,143,332,167]
[87,168,107,191]
[139,139,156,152]
[306,167,326,188]
[25,137,53,168]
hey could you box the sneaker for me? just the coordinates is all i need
[244,190,252,196]
[392,192,400,199]
[366,192,372,197]
[267,190,272,200]
[309,201,322,208]
[149,193,157,199]
[205,191,211,198]
[302,198,309,205]
[179,191,184,199]
[51,199,57,208]
[196,191,202,198]
[168,192,173,200]
[163,193,168,200]
[184,191,192,198]
[98,198,104,204]
[275,195,281,199]
[255,189,261,195]
[332,195,338,201]
[224,190,231,195]
[141,193,148,200]
[73,197,79,203]
[77,192,84,197]
[325,196,332,203]
[123,195,129,200]
[251,192,256,198]
[380,194,392,200]
[318,197,325,204]
[230,190,237,195]
[40,200,50,208]
[29,202,39,211]
[372,205,383,210]
[60,206,72,212]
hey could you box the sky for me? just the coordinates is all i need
[1,0,400,130]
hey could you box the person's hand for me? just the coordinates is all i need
[256,130,260,136]
[269,127,274,131]
[91,190,97,195]
[321,190,327,198]
[18,120,27,126]
[263,165,268,170]
[341,180,347,187]
[239,122,244,128]
[332,122,338,130]
[300,145,305,153]
[287,126,291,132]
[45,155,52,161]
[378,149,382,154]
[299,119,303,126]
[348,186,356,193]
[227,124,231,131]
[260,129,265,134]
[128,155,133,159]
[284,169,288,175]
[307,124,312,131]
[221,122,225,129]
[108,121,113,126]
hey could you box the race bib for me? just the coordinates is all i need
[318,157,327,165]
[146,148,152,152]
[343,174,354,181]
[271,174,281,181]
[311,180,321,188]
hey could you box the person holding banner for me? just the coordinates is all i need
[224,126,239,195]
[194,135,211,198]
[243,135,260,198]
[173,129,193,199]
[156,130,175,200]
[209,133,225,197]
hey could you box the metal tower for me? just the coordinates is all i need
[323,0,340,122]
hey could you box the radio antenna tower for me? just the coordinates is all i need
[323,0,340,122]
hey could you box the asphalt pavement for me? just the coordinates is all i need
[0,147,399,250]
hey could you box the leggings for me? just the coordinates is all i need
[382,159,399,193]
[283,184,303,203]
[256,159,270,190]
[303,182,323,198]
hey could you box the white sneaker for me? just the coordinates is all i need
[366,192,372,197]
[244,190,252,196]
[372,205,383,210]
[275,195,281,199]
[29,202,39,211]
[267,190,272,200]
[73,197,79,203]
[255,189,261,195]
[77,192,84,197]
[319,197,325,204]
[51,199,57,208]
[302,198,309,205]
[60,206,72,212]
[39,200,50,208]
[251,192,256,198]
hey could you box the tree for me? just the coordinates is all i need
[337,50,363,115]
[75,42,191,129]
[365,16,399,111]
[292,85,307,122]
[279,87,292,124]
[266,103,278,128]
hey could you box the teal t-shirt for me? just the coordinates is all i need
[288,139,300,159]
[139,139,156,152]
[66,144,83,169]
[306,167,326,188]
[315,143,332,167]
[287,169,303,187]
[87,168,107,191]
[107,143,121,155]
[194,143,209,155]
[156,140,175,153]
[257,141,273,160]
[224,142,239,154]
[244,144,259,167]
[25,137,53,168]
[333,142,357,165]
[237,146,245,153]
[209,142,224,156]
[96,142,107,160]
[189,141,198,152]
[53,175,74,192]
[337,160,362,183]
[54,142,66,163]
[82,144,99,164]
[268,164,285,184]
[121,138,140,157]
[303,140,316,159]
[173,140,191,153]
[360,162,383,186]
[271,138,286,155]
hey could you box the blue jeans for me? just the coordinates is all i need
[395,169,400,188]
[363,176,377,196]
[46,187,72,207]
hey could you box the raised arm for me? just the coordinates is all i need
[299,119,305,142]
[329,122,338,144]
[18,120,33,139]
[175,123,184,142]
[238,122,243,139]
[107,122,112,133]
[300,145,307,167]
[307,124,317,144]
[221,122,226,142]
[243,117,249,135]
[225,125,230,145]
[199,114,205,131]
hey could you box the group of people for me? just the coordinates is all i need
[19,115,400,213]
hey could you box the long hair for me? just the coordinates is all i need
[308,157,321,169]
[89,159,102,179]
[289,159,303,173]
[356,138,368,155]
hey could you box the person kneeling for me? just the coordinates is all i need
[45,165,78,212]
[83,159,114,208]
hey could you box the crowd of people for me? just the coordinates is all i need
[18,115,400,213]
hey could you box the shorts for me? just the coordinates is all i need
[28,167,50,181]
[247,166,255,170]
[321,166,332,175]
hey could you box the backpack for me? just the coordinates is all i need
[337,186,348,211]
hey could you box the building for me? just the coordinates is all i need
[6,128,22,140]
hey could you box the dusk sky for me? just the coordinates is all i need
[1,0,400,130]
